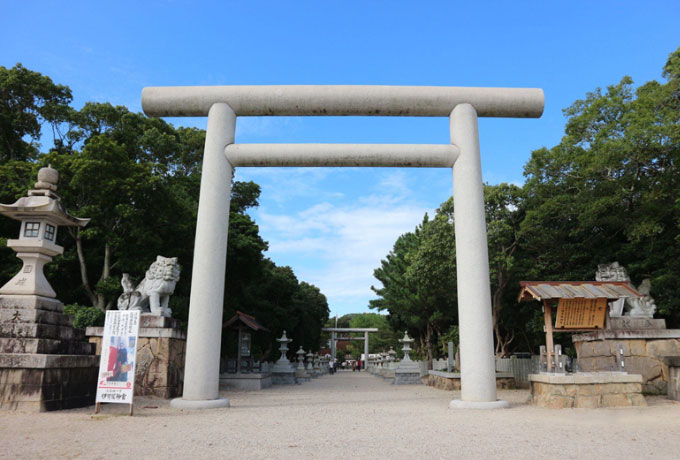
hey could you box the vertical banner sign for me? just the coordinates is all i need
[96,310,141,405]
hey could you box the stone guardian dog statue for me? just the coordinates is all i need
[117,256,181,317]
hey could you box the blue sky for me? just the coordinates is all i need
[2,1,679,316]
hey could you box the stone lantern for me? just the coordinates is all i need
[296,346,306,370]
[271,330,296,384]
[306,351,315,374]
[387,346,396,362]
[394,331,420,385]
[0,166,97,412]
[0,165,89,298]
[399,331,414,362]
[295,346,310,381]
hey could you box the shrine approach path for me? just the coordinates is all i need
[1,369,680,459]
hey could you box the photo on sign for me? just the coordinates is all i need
[101,336,136,383]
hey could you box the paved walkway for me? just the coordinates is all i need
[1,370,680,459]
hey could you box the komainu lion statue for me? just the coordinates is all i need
[117,256,181,317]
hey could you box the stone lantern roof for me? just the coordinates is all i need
[0,165,89,227]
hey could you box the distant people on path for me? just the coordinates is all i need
[329,359,335,375]
[352,361,357,372]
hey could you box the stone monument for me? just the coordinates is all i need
[0,166,99,411]
[271,330,296,384]
[393,332,421,385]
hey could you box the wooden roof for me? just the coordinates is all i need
[223,311,269,332]
[518,281,642,302]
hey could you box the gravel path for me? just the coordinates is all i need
[1,370,679,459]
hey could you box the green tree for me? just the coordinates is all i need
[485,183,524,356]
[0,63,73,162]
[522,46,680,325]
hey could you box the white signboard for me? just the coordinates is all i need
[96,310,140,405]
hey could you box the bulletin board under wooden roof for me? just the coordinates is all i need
[518,281,643,370]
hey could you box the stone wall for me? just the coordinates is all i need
[573,333,680,394]
[530,373,646,408]
[425,371,516,391]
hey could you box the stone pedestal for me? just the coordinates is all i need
[664,357,680,401]
[573,329,680,394]
[220,371,272,390]
[87,315,186,398]
[529,372,647,408]
[0,295,99,411]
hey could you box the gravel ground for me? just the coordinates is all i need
[1,370,679,459]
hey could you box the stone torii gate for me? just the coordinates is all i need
[141,84,544,410]
[322,327,378,365]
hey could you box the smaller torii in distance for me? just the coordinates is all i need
[322,327,378,365]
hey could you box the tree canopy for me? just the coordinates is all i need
[0,63,329,359]
[371,46,680,357]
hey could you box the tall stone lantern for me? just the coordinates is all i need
[0,166,98,412]
[0,165,89,297]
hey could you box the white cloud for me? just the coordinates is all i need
[253,192,433,313]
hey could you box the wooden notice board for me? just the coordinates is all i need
[555,298,607,329]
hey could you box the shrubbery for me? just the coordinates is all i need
[63,303,105,329]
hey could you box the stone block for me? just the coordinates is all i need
[574,395,600,408]
[601,393,630,407]
[0,295,64,313]
[576,384,600,396]
[575,342,593,358]
[628,340,647,356]
[625,356,663,383]
[646,339,680,357]
[609,318,666,330]
[545,395,574,409]
[591,341,613,357]
[0,308,72,326]
[628,393,647,406]
[271,372,297,385]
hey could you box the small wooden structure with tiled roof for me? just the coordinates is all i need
[223,311,269,374]
[518,281,643,372]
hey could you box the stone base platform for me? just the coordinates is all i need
[426,370,516,391]
[220,372,272,390]
[87,315,186,399]
[529,372,647,408]
[271,371,297,385]
[0,353,99,411]
[393,370,421,385]
[573,329,680,394]
[295,368,310,382]
[0,295,99,412]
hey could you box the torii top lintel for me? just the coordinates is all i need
[141,85,544,119]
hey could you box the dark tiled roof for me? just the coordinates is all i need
[223,311,269,332]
